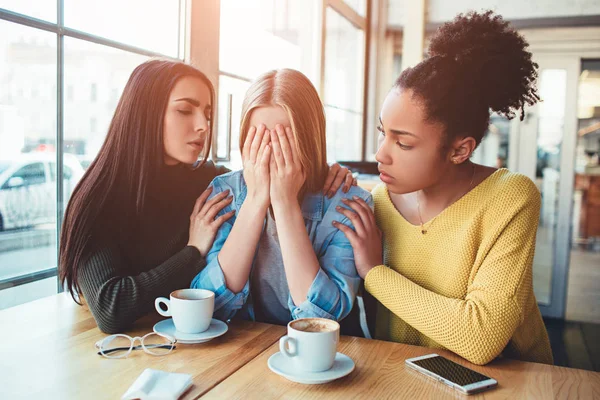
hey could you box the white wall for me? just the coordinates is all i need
[388,0,600,28]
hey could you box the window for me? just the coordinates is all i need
[217,75,251,163]
[0,2,184,310]
[0,0,57,23]
[50,162,73,182]
[8,163,47,187]
[216,0,321,168]
[89,117,96,133]
[0,162,9,175]
[0,21,57,156]
[64,0,182,57]
[217,1,369,164]
[219,0,320,81]
[0,20,58,308]
[49,163,73,181]
[90,83,97,102]
[323,6,366,161]
[64,38,148,158]
[472,116,511,169]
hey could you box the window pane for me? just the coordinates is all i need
[64,0,181,57]
[472,115,511,169]
[217,75,250,169]
[568,60,600,323]
[64,38,148,162]
[11,163,46,186]
[0,21,58,292]
[0,0,57,23]
[323,7,365,161]
[325,106,362,161]
[220,0,319,81]
[344,0,366,17]
[532,69,567,305]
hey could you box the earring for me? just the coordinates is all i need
[452,158,459,164]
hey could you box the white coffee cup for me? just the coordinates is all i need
[155,289,214,334]
[279,317,340,372]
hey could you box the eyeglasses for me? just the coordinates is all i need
[95,332,177,359]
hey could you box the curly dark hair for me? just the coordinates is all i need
[395,10,539,146]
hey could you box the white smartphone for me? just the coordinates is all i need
[405,353,498,395]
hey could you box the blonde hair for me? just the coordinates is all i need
[239,69,328,195]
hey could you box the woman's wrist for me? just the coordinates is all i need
[244,193,270,211]
[271,196,301,215]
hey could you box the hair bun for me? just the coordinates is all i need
[428,10,539,120]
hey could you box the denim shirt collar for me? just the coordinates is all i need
[236,182,325,221]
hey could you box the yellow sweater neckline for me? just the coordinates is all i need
[380,168,509,229]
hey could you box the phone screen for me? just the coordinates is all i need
[411,356,492,386]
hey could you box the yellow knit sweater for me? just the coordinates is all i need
[365,169,553,365]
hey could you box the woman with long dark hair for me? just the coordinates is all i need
[59,60,355,333]
[335,11,553,365]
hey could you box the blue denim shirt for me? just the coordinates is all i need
[190,170,373,323]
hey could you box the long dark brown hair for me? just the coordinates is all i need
[59,59,215,303]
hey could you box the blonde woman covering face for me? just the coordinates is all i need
[191,69,371,331]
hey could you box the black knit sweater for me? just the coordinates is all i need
[78,161,229,333]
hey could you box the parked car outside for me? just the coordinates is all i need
[0,152,84,231]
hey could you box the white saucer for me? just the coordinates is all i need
[153,318,228,344]
[267,352,355,384]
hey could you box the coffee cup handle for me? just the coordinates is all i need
[155,297,172,317]
[279,335,297,358]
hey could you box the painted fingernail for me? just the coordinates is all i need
[332,221,338,226]
[352,196,359,200]
[336,206,342,211]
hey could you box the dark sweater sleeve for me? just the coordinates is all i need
[78,244,206,334]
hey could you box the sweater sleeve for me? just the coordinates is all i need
[365,190,541,365]
[78,244,206,334]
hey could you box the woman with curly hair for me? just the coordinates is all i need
[334,11,553,365]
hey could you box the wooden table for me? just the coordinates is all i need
[1,294,599,399]
[202,336,600,399]
[0,293,285,399]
